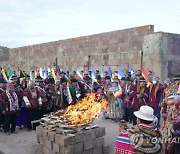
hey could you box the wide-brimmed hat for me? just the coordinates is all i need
[9,74,19,81]
[112,79,119,83]
[60,77,67,84]
[139,77,146,82]
[134,105,156,121]
[35,75,43,82]
[48,77,55,84]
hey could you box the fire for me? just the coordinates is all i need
[62,93,108,127]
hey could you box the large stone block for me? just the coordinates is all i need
[83,129,96,141]
[55,134,75,147]
[45,139,53,150]
[60,145,74,154]
[53,143,60,153]
[95,127,105,138]
[36,126,43,137]
[75,133,84,143]
[93,147,103,154]
[48,131,55,142]
[93,137,104,148]
[84,139,94,150]
[73,142,83,154]
[42,128,48,139]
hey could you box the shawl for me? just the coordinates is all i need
[128,118,161,154]
[6,91,19,111]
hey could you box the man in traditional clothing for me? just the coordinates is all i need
[3,83,19,134]
[45,77,56,112]
[35,75,47,117]
[23,81,42,130]
[128,77,149,125]
[123,77,133,123]
[69,78,79,104]
[148,76,164,127]
[55,77,68,110]
[115,105,161,154]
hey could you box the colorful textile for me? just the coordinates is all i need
[115,132,135,154]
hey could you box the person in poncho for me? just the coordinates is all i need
[115,105,161,154]
[3,83,19,134]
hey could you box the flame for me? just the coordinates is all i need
[61,93,108,127]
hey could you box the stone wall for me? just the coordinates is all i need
[143,32,180,81]
[0,25,154,72]
[0,46,9,62]
[0,25,179,81]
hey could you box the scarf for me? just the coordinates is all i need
[6,91,19,112]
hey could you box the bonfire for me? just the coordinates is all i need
[50,93,108,127]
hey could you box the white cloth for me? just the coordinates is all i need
[6,91,19,111]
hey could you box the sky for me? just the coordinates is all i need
[0,0,180,48]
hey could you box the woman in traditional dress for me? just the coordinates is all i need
[107,80,123,121]
[23,81,42,130]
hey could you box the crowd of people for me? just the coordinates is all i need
[0,67,179,154]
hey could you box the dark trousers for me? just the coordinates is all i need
[0,112,4,128]
[27,108,41,130]
[124,107,133,123]
[154,107,161,128]
[132,108,138,125]
[4,113,17,133]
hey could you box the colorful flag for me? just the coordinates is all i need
[141,66,151,87]
[69,67,73,75]
[91,67,97,82]
[76,67,83,80]
[39,68,44,79]
[0,72,7,83]
[128,65,136,78]
[84,67,90,76]
[30,68,35,80]
[44,68,48,79]
[48,67,51,76]
[1,68,8,83]
[66,83,73,104]
[34,67,38,78]
[108,66,113,78]
[19,69,25,78]
[8,69,13,78]
[51,68,56,80]
[100,66,104,78]
[118,66,125,79]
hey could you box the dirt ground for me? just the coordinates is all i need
[0,119,119,154]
